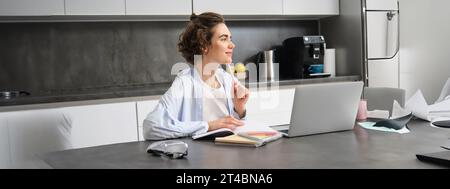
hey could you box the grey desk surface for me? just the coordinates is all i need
[43,120,450,169]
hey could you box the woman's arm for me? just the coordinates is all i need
[143,104,208,140]
[143,77,208,140]
[232,80,250,119]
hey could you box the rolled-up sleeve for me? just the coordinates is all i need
[232,109,246,120]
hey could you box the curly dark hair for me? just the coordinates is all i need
[177,12,225,64]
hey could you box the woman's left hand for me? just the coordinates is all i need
[232,80,250,118]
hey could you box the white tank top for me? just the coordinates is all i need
[202,74,229,122]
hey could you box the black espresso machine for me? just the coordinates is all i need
[280,35,327,79]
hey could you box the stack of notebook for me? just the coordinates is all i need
[192,125,283,147]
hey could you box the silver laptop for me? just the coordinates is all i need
[272,81,364,137]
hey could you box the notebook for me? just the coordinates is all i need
[192,125,283,147]
[192,127,235,140]
[215,131,283,147]
[215,134,264,147]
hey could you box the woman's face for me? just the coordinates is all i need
[204,23,235,64]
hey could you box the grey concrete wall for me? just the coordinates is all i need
[0,20,317,95]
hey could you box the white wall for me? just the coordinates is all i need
[399,0,450,103]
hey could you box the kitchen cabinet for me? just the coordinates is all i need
[65,0,125,15]
[0,0,339,19]
[366,0,398,10]
[0,113,10,168]
[193,0,282,15]
[365,1,399,88]
[368,55,399,88]
[126,0,191,15]
[136,99,159,141]
[246,88,294,115]
[3,108,71,168]
[0,0,64,16]
[245,88,295,127]
[0,101,139,168]
[283,0,339,15]
[64,102,138,148]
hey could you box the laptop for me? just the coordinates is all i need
[271,81,364,137]
[416,150,450,167]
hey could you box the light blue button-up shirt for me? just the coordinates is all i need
[143,67,243,140]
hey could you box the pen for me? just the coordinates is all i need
[226,63,233,117]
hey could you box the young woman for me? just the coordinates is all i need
[143,12,250,140]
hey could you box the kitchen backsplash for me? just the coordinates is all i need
[0,20,317,95]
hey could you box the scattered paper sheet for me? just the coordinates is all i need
[435,77,450,103]
[428,99,450,120]
[403,90,450,122]
[367,110,390,119]
[391,100,412,119]
[363,80,450,130]
[429,117,450,128]
[405,90,429,121]
[357,122,410,134]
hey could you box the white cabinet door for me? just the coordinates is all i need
[65,0,125,15]
[126,0,191,15]
[368,54,399,88]
[64,102,138,148]
[246,88,294,115]
[193,0,282,15]
[366,0,398,10]
[136,100,159,141]
[0,113,11,168]
[5,108,72,168]
[283,0,339,15]
[366,11,399,59]
[245,88,295,127]
[0,0,64,16]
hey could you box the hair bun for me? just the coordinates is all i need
[190,14,198,21]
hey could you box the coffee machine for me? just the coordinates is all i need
[280,36,326,79]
